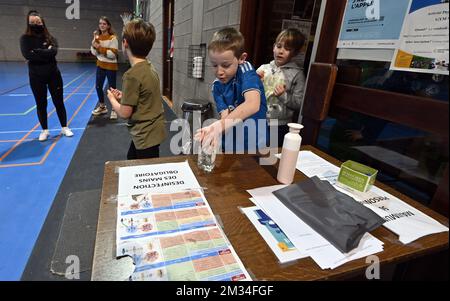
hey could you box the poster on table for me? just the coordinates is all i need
[337,0,411,48]
[116,188,251,281]
[390,0,449,75]
[282,19,312,68]
[117,163,251,281]
[118,161,201,196]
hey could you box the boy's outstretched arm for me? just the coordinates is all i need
[225,90,261,122]
[195,90,261,146]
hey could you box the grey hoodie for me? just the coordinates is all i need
[258,60,306,125]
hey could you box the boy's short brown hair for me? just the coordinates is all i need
[275,28,306,56]
[122,19,156,58]
[208,27,245,58]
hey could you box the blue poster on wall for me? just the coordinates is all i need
[338,0,412,48]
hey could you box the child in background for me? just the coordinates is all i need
[91,16,119,119]
[107,19,166,160]
[195,27,268,153]
[257,28,306,146]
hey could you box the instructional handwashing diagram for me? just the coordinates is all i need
[117,192,217,241]
[119,227,247,281]
[119,190,205,215]
[117,163,251,281]
[117,207,217,240]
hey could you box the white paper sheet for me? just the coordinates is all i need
[293,151,449,244]
[118,161,201,196]
[336,185,449,244]
[247,185,384,270]
[241,206,307,264]
[276,151,340,184]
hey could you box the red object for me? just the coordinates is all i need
[231,274,246,281]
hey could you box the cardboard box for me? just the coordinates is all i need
[337,160,378,192]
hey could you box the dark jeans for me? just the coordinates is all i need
[127,141,160,160]
[29,68,67,129]
[95,67,116,104]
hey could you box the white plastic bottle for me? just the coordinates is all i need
[277,123,304,184]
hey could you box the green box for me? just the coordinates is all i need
[337,160,378,192]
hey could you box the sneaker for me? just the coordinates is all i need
[39,129,49,141]
[92,105,108,116]
[110,110,118,120]
[61,127,74,137]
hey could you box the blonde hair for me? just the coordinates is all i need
[275,28,306,56]
[208,27,245,58]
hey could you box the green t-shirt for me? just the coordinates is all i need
[121,61,166,150]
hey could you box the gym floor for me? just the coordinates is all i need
[0,61,176,280]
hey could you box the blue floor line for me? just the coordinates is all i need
[0,62,97,280]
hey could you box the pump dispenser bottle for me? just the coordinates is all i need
[277,123,304,184]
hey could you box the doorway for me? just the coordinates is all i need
[240,0,322,75]
[162,0,174,102]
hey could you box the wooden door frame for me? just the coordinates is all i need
[162,0,174,101]
[239,0,274,67]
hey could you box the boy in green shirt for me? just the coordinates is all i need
[107,19,166,159]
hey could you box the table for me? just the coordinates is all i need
[91,145,448,280]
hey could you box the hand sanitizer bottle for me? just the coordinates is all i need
[277,123,304,184]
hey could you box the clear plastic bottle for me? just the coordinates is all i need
[277,123,304,184]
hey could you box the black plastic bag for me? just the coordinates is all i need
[273,177,385,253]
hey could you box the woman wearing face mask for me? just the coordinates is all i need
[90,16,119,119]
[19,10,73,141]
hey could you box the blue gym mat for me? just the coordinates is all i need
[0,62,97,280]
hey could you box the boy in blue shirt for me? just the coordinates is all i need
[195,27,268,153]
